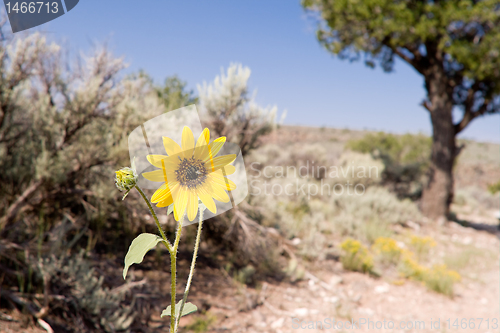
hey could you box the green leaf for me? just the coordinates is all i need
[160,301,198,318]
[123,233,163,279]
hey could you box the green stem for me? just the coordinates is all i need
[170,213,185,333]
[134,185,173,252]
[175,208,204,331]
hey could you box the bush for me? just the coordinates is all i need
[398,251,460,297]
[38,251,137,332]
[346,132,431,199]
[488,180,500,194]
[423,265,461,297]
[0,32,166,331]
[372,237,403,264]
[398,251,427,281]
[454,186,500,210]
[329,186,422,239]
[340,238,374,274]
[409,235,436,261]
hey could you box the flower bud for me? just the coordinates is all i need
[115,162,138,199]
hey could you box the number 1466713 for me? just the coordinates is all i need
[5,2,59,14]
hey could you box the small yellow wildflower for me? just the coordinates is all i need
[424,264,461,296]
[340,238,373,274]
[398,250,427,280]
[372,237,403,264]
[409,235,437,260]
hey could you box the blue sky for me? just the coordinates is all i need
[23,0,500,142]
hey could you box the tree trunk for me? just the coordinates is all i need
[421,69,456,220]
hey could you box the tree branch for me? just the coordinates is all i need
[0,179,43,230]
[392,47,425,74]
[454,102,489,134]
[420,100,432,113]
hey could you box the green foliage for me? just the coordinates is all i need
[487,180,500,194]
[123,233,165,279]
[357,219,393,244]
[397,247,460,297]
[398,251,428,281]
[185,313,217,333]
[409,235,436,261]
[339,234,459,297]
[304,0,500,217]
[0,33,165,330]
[347,132,431,169]
[423,265,461,297]
[340,238,374,274]
[157,75,198,111]
[454,186,499,210]
[0,33,164,235]
[303,0,500,85]
[234,265,257,285]
[332,186,422,229]
[346,132,431,198]
[38,251,136,332]
[372,237,403,265]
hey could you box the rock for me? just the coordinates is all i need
[271,318,285,328]
[358,307,374,316]
[406,220,420,231]
[324,296,340,304]
[329,275,343,285]
[294,308,309,317]
[374,283,390,294]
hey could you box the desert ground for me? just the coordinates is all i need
[2,126,499,333]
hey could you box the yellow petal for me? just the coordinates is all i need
[206,154,236,172]
[208,172,237,191]
[173,187,189,221]
[147,155,168,168]
[208,183,230,203]
[194,128,210,160]
[197,186,216,214]
[196,128,210,147]
[144,168,176,186]
[151,183,169,202]
[187,191,198,221]
[163,136,182,156]
[156,194,174,208]
[151,182,179,203]
[181,126,195,152]
[220,165,236,175]
[203,137,226,162]
[146,155,179,169]
[142,169,173,182]
[210,137,226,155]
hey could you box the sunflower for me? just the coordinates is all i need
[142,126,237,221]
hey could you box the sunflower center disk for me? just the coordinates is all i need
[176,156,207,189]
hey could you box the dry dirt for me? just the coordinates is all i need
[2,126,498,333]
[3,215,497,333]
[184,215,499,333]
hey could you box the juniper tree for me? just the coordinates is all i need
[303,0,500,219]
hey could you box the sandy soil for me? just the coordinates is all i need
[1,215,498,333]
[190,217,499,333]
